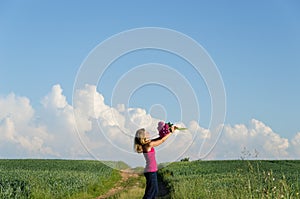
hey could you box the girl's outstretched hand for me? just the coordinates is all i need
[171,125,177,133]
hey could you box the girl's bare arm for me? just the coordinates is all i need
[149,126,176,147]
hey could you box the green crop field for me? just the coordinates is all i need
[0,159,125,199]
[158,160,300,199]
[1,159,300,199]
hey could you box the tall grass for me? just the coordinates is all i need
[0,159,122,199]
[158,160,300,199]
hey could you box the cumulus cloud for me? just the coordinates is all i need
[290,132,300,156]
[0,93,57,157]
[212,119,289,159]
[40,84,86,157]
[0,84,299,166]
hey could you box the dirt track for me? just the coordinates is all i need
[96,169,169,199]
[96,169,139,199]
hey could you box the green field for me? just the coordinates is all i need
[158,160,300,199]
[1,159,300,199]
[0,159,125,199]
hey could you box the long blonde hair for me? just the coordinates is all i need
[134,128,150,153]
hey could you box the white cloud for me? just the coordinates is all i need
[0,84,299,166]
[213,119,289,159]
[0,93,34,125]
[41,84,68,109]
[291,132,300,156]
[188,120,211,139]
[40,84,88,157]
[0,93,57,157]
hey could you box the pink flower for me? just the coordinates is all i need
[157,121,188,138]
[157,121,165,132]
[158,121,171,138]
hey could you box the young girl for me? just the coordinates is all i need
[134,125,176,199]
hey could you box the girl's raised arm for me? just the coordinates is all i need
[149,125,176,147]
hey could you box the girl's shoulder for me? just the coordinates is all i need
[142,144,152,153]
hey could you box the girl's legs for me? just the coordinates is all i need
[143,172,158,199]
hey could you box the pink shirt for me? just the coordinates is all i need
[143,147,158,172]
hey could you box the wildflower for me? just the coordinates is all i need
[157,121,171,138]
[157,121,187,138]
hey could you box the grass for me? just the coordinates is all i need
[158,160,300,199]
[110,187,145,199]
[1,159,300,198]
[107,171,145,199]
[0,159,123,199]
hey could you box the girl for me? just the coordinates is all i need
[134,125,176,199]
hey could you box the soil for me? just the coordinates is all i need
[95,169,139,199]
[95,169,170,199]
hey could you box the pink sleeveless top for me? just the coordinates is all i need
[143,147,158,172]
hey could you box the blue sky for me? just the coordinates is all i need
[0,1,300,162]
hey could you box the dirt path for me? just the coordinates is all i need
[95,169,140,199]
[95,169,169,199]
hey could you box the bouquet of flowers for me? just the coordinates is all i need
[157,121,187,138]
